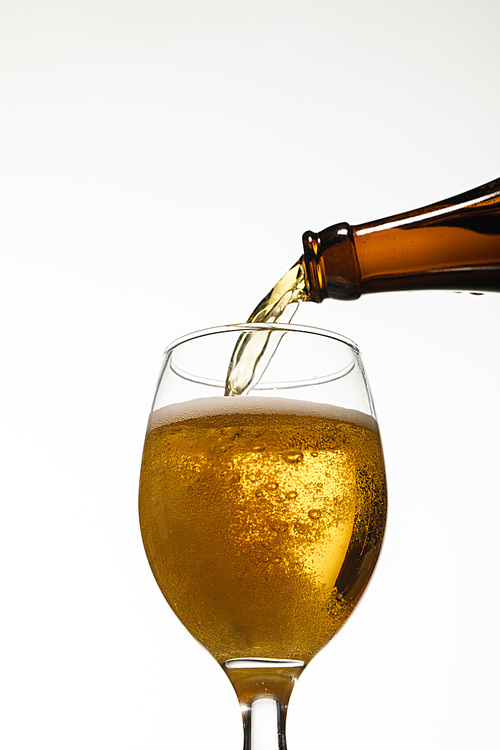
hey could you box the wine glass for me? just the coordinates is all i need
[139,323,387,749]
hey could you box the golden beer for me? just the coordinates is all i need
[139,397,386,665]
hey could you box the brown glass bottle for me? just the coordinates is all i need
[302,177,500,301]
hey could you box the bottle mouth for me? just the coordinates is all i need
[301,231,324,303]
[302,222,362,302]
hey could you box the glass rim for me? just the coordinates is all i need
[162,323,361,358]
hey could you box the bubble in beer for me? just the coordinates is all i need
[265,481,278,491]
[282,450,303,464]
[308,509,322,520]
[293,521,309,535]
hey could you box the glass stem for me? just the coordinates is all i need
[242,696,288,750]
[222,658,304,750]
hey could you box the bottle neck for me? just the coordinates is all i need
[303,177,500,300]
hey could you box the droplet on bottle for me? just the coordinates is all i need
[308,509,322,520]
[285,490,298,500]
[282,450,303,464]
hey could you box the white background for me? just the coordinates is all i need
[1,1,499,748]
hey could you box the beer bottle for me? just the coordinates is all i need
[302,177,500,301]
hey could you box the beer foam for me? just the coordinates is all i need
[147,396,378,433]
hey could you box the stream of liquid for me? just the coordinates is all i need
[225,259,308,396]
